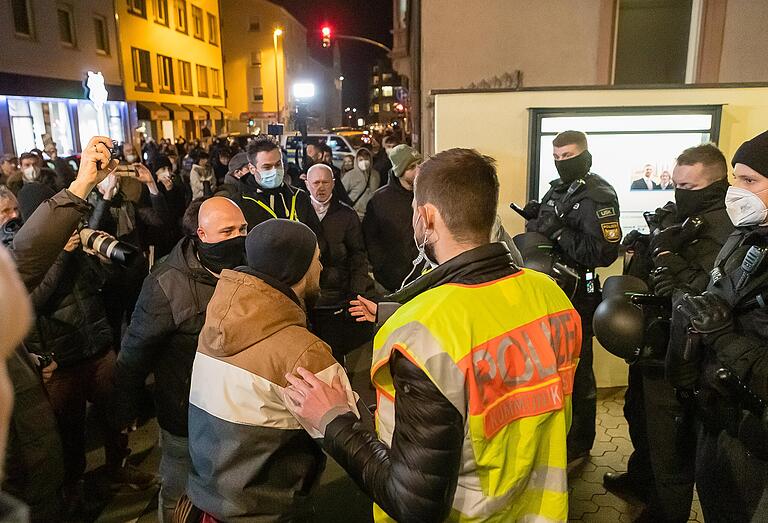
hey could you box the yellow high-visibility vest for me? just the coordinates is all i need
[372,268,581,522]
[242,191,299,221]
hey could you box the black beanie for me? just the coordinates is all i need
[245,219,318,286]
[732,130,768,177]
[17,182,56,222]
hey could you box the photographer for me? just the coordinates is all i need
[89,162,171,345]
[4,137,118,521]
[672,131,768,521]
[611,144,733,521]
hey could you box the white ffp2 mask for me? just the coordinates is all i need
[725,186,768,227]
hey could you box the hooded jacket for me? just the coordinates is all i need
[187,267,357,522]
[341,148,380,219]
[114,236,218,436]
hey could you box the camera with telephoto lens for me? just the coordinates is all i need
[593,275,672,363]
[78,227,138,266]
[1,218,22,248]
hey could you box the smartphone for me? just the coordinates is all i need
[115,164,137,177]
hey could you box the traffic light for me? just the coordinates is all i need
[321,26,332,48]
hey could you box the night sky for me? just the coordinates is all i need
[271,0,393,115]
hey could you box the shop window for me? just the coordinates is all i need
[178,60,193,94]
[131,47,153,91]
[207,12,218,45]
[157,55,174,93]
[196,64,208,97]
[614,0,693,84]
[191,5,204,40]
[12,0,34,38]
[381,85,393,97]
[248,15,260,32]
[10,99,74,156]
[250,51,262,67]
[94,15,109,55]
[57,4,76,47]
[252,87,264,103]
[128,0,147,18]
[154,0,169,26]
[175,0,187,33]
[373,104,380,114]
[210,68,220,98]
[383,103,391,112]
[107,103,125,143]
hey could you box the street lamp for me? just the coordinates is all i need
[293,82,316,100]
[273,28,283,123]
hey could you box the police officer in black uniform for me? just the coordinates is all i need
[522,130,621,460]
[672,131,768,521]
[609,144,733,522]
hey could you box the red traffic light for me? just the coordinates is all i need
[321,26,332,48]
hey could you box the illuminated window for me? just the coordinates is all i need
[131,47,152,91]
[196,64,208,96]
[178,60,192,95]
[127,0,146,18]
[383,103,391,112]
[210,68,220,98]
[157,55,174,93]
[12,0,34,37]
[175,0,187,33]
[373,104,380,113]
[154,0,169,26]
[372,88,380,98]
[94,16,109,54]
[382,73,393,82]
[57,4,76,47]
[207,12,218,45]
[381,85,393,97]
[191,5,204,40]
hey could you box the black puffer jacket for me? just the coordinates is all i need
[114,236,218,436]
[24,250,113,366]
[316,199,374,307]
[322,243,520,522]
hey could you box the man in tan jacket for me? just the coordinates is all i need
[185,219,358,522]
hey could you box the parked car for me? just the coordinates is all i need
[281,133,366,169]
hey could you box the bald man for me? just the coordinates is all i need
[115,196,247,522]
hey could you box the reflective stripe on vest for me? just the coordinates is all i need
[242,191,299,221]
[371,269,581,522]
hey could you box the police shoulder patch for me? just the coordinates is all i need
[596,207,616,219]
[601,222,621,243]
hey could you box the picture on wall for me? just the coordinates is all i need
[528,106,722,234]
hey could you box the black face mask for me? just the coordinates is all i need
[674,178,728,219]
[555,150,592,184]
[195,235,246,274]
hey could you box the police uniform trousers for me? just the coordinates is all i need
[642,366,696,522]
[568,281,600,455]
[696,424,768,521]
[623,362,654,490]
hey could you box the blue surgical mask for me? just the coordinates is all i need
[258,166,285,189]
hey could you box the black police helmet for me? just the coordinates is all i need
[593,296,645,360]
[512,232,555,274]
[601,275,648,300]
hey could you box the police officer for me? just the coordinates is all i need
[609,144,733,521]
[523,130,621,460]
[673,130,768,521]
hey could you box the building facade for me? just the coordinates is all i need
[393,0,768,153]
[368,61,406,132]
[220,0,341,134]
[115,0,228,142]
[0,0,128,156]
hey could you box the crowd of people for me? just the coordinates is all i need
[0,125,766,523]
